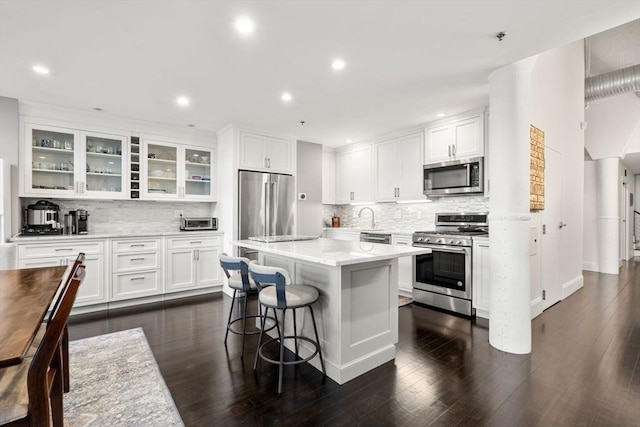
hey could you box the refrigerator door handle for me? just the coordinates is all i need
[264,181,270,236]
[269,181,277,236]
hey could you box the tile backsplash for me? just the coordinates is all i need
[22,199,214,234]
[322,196,489,231]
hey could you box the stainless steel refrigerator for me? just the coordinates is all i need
[238,170,295,258]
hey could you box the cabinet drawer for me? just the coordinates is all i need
[112,239,161,253]
[167,236,220,249]
[113,252,160,273]
[18,258,66,268]
[18,241,104,259]
[112,270,161,300]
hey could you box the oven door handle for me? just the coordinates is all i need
[416,245,470,254]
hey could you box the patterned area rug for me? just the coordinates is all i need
[64,328,183,426]
[398,296,413,307]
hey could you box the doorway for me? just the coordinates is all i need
[541,147,563,311]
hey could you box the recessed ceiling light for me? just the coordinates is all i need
[187,124,195,128]
[32,65,50,75]
[176,96,190,107]
[436,113,446,118]
[94,107,103,111]
[346,139,352,143]
[235,17,255,35]
[281,92,293,102]
[332,59,346,70]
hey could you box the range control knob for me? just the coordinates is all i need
[448,239,454,244]
[455,240,462,245]
[424,238,430,243]
[436,238,443,244]
[416,237,424,242]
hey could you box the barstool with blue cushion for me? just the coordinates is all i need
[219,253,262,359]
[249,263,326,396]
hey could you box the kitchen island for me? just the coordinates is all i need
[232,237,430,384]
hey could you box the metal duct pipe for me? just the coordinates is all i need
[585,64,640,101]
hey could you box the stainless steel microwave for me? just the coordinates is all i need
[423,157,483,197]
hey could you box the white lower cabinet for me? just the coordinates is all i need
[472,237,490,319]
[111,237,162,301]
[166,235,221,293]
[15,232,223,312]
[392,235,413,295]
[17,240,106,306]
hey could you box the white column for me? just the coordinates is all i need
[487,57,536,354]
[595,158,620,274]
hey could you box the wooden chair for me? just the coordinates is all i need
[0,262,86,426]
[27,253,85,393]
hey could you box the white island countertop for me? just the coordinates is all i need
[233,237,430,267]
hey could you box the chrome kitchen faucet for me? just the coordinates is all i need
[358,207,375,229]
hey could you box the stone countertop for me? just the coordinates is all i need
[323,227,415,236]
[10,230,223,242]
[233,237,430,267]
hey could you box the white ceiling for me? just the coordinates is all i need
[0,1,638,147]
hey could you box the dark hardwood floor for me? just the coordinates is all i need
[68,260,640,426]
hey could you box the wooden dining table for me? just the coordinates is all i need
[0,265,69,368]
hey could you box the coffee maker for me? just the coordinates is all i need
[69,210,89,235]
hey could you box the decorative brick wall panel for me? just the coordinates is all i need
[530,125,545,210]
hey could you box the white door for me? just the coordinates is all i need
[239,133,267,170]
[166,249,196,291]
[541,147,563,311]
[453,116,482,159]
[196,247,220,287]
[375,139,399,201]
[265,137,291,173]
[335,150,353,203]
[425,125,452,163]
[397,133,424,200]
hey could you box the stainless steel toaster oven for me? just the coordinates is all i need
[180,217,218,231]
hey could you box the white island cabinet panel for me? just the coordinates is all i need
[233,238,429,384]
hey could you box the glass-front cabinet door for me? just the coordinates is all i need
[142,140,178,198]
[24,124,129,199]
[184,146,214,200]
[82,132,128,199]
[25,124,79,196]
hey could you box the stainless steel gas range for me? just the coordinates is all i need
[412,212,488,317]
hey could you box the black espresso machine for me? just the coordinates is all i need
[22,200,63,235]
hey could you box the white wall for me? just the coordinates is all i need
[583,160,599,270]
[585,92,640,160]
[0,96,20,238]
[296,141,322,236]
[529,40,585,304]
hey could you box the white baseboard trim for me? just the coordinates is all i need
[582,261,599,272]
[475,308,490,320]
[634,249,640,257]
[562,275,583,299]
[530,296,543,319]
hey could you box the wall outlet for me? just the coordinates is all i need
[416,211,422,220]
[174,210,183,218]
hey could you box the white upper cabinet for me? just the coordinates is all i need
[141,139,215,201]
[424,112,484,164]
[23,123,129,199]
[335,144,373,204]
[322,150,336,204]
[374,132,424,202]
[238,131,293,173]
